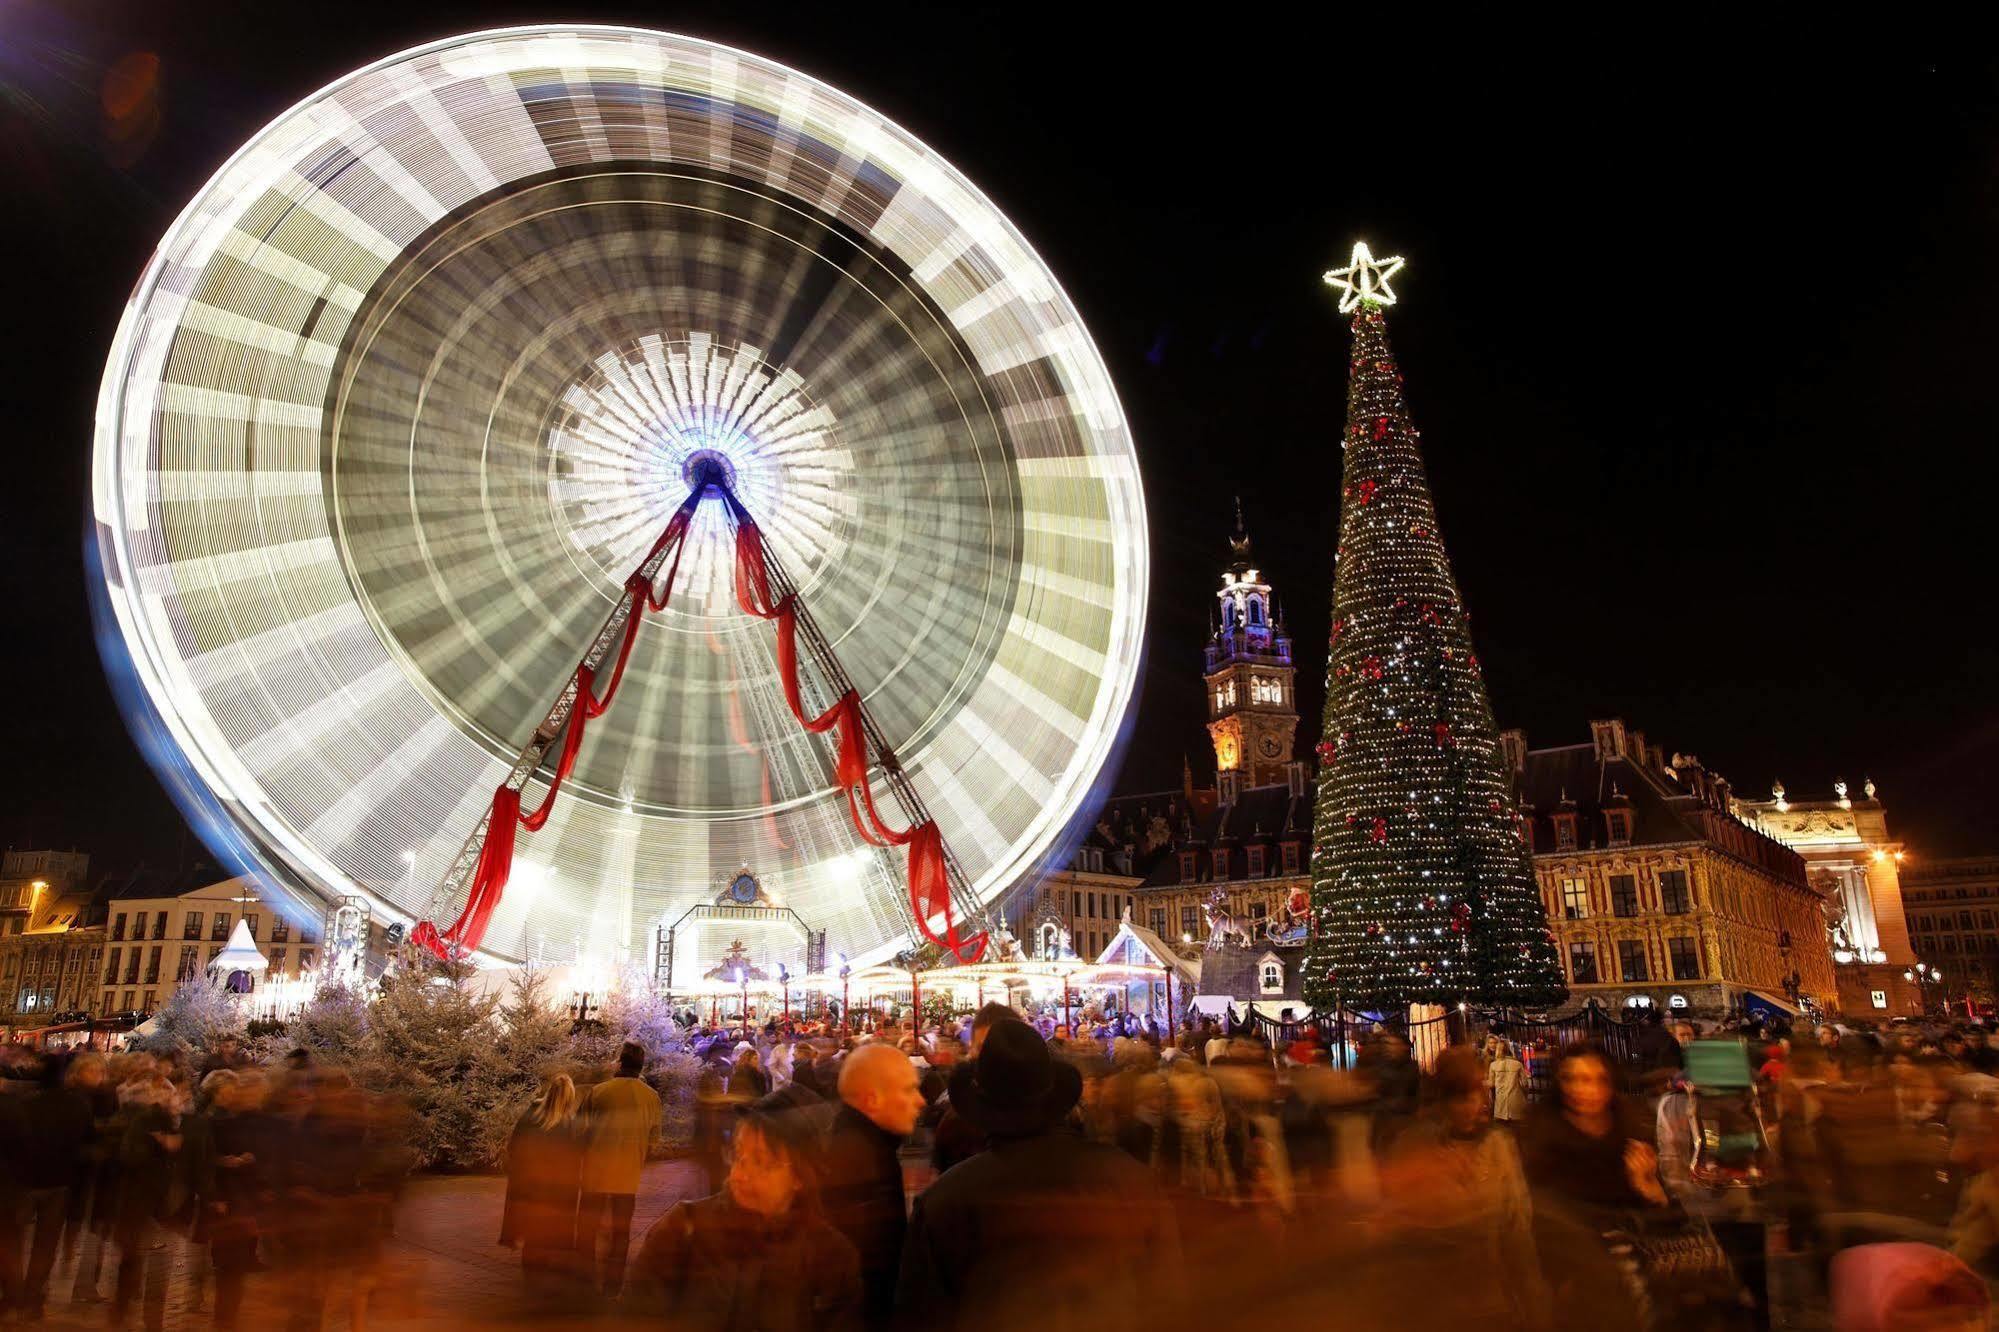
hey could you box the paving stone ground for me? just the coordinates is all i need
[30,1160,706,1332]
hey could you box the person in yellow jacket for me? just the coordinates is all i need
[578,1042,662,1298]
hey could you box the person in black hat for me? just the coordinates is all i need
[895,1020,1184,1332]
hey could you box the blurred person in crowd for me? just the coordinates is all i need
[728,1042,770,1100]
[1359,1030,1420,1155]
[1162,1051,1233,1197]
[62,1050,116,1295]
[1376,1046,1548,1326]
[823,1043,922,1325]
[188,1069,267,1330]
[1488,1040,1528,1124]
[110,1067,183,1322]
[631,1088,861,1331]
[1097,1037,1164,1165]
[1,1052,94,1318]
[1520,1041,1665,1331]
[931,1003,1018,1173]
[500,1073,584,1299]
[577,1041,662,1299]
[897,1019,1184,1332]
[1657,1065,1769,1328]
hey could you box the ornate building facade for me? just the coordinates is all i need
[1507,720,1838,1018]
[1735,780,1920,1016]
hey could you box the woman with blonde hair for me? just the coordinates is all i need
[500,1073,585,1297]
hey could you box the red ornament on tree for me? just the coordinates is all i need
[1355,478,1378,505]
[1373,416,1391,440]
[1360,656,1384,680]
[1369,817,1388,844]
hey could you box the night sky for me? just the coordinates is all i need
[5,3,1997,879]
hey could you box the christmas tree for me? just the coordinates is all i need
[1303,244,1565,1012]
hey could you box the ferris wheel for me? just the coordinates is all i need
[91,27,1147,969]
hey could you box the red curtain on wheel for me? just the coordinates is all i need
[734,519,986,964]
[412,508,693,960]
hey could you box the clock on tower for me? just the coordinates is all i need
[1204,502,1298,790]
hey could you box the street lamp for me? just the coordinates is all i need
[839,954,851,1035]
[1904,963,1943,1014]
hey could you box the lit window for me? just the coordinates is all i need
[1561,879,1589,920]
[1260,961,1282,993]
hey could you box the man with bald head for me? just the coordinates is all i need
[822,1042,923,1324]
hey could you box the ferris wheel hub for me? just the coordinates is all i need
[681,450,737,494]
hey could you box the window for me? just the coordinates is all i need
[1611,875,1639,918]
[1660,871,1691,915]
[121,990,134,1012]
[208,946,222,965]
[152,911,167,940]
[1948,938,1961,953]
[1568,941,1598,984]
[1918,914,1933,930]
[1606,811,1631,845]
[184,911,203,940]
[1148,910,1166,937]
[1179,852,1197,882]
[1669,936,1701,980]
[143,946,161,985]
[1087,893,1097,918]
[268,947,286,976]
[111,913,126,942]
[243,914,259,939]
[141,990,156,1013]
[104,948,120,985]
[1211,849,1229,880]
[1214,680,1236,711]
[297,949,316,972]
[1555,819,1577,852]
[270,918,290,943]
[1982,910,1994,929]
[1618,939,1649,982]
[1247,598,1264,628]
[1251,675,1282,705]
[1180,906,1200,939]
[1281,842,1301,874]
[176,947,198,982]
[212,913,231,941]
[1246,847,1265,878]
[1561,878,1590,920]
[1249,902,1268,922]
[1260,961,1283,993]
[1070,891,1080,918]
[123,951,140,985]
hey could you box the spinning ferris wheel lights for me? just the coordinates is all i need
[93,27,1148,968]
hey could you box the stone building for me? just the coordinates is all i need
[1900,857,1999,1012]
[0,848,92,938]
[0,867,106,1030]
[1507,719,1838,1019]
[1735,779,1920,1016]
[99,874,319,1019]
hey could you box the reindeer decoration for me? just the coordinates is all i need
[1202,889,1249,950]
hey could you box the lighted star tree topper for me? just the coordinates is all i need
[1303,243,1566,1011]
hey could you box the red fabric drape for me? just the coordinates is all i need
[733,520,986,963]
[412,509,693,960]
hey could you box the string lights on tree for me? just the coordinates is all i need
[1303,242,1566,1012]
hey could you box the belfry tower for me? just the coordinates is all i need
[1204,501,1298,791]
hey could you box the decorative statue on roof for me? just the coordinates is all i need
[987,920,1024,962]
[1203,888,1249,951]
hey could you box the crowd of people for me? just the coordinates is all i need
[0,1038,410,1329]
[8,1007,1999,1329]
